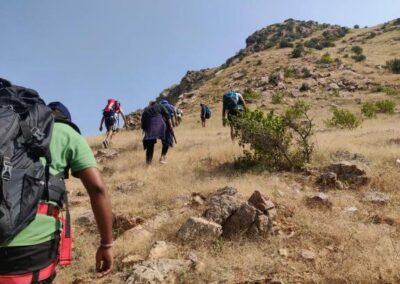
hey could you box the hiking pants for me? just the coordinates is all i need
[144,139,169,163]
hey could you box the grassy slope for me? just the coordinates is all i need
[58,24,400,283]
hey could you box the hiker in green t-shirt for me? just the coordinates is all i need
[0,101,113,283]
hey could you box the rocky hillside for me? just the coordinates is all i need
[64,19,400,283]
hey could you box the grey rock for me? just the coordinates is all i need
[362,191,390,205]
[126,259,191,284]
[177,217,222,241]
[323,161,371,186]
[116,180,145,193]
[248,190,277,220]
[223,202,257,239]
[203,186,242,224]
[306,193,332,209]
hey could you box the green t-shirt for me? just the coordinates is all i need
[3,122,97,247]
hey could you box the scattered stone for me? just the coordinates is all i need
[148,241,177,260]
[190,192,206,206]
[318,172,337,187]
[124,225,153,245]
[306,193,332,209]
[203,186,242,224]
[300,249,315,260]
[369,214,400,227]
[223,202,258,239]
[75,210,95,226]
[113,214,144,235]
[279,248,289,257]
[177,217,222,241]
[248,190,277,220]
[95,148,119,163]
[342,207,358,214]
[231,72,245,80]
[257,76,269,87]
[329,82,340,90]
[122,254,145,266]
[270,70,285,86]
[126,259,191,284]
[116,180,145,193]
[396,159,400,167]
[322,161,371,186]
[331,150,369,165]
[362,191,390,205]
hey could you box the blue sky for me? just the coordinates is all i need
[1,0,399,134]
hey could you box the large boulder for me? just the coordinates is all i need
[322,161,371,186]
[248,190,277,220]
[176,217,222,241]
[222,202,258,238]
[95,148,120,163]
[203,186,242,225]
[126,259,191,284]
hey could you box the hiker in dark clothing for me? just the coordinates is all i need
[222,90,246,140]
[141,101,176,164]
[200,103,207,127]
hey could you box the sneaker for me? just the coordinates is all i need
[159,160,168,164]
[102,140,109,149]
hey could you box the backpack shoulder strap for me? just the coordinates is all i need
[54,117,81,134]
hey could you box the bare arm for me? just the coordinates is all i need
[119,109,128,127]
[75,168,113,276]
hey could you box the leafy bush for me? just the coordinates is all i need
[305,38,335,50]
[284,67,296,78]
[279,39,294,48]
[302,67,312,78]
[366,32,376,39]
[232,101,314,171]
[385,58,400,74]
[325,108,362,129]
[351,46,363,55]
[319,53,334,64]
[272,91,284,104]
[375,100,396,114]
[300,82,311,92]
[361,102,377,118]
[291,44,305,58]
[242,88,262,102]
[372,85,399,96]
[352,54,366,62]
[354,25,360,29]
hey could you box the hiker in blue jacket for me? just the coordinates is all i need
[222,90,246,140]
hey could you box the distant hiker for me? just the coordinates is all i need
[222,90,246,140]
[200,103,211,127]
[141,101,176,164]
[160,99,177,127]
[0,79,113,283]
[99,99,127,148]
[176,108,184,126]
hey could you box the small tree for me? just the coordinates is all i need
[291,44,305,58]
[232,101,314,171]
[385,58,400,74]
[361,102,377,118]
[354,24,360,29]
[351,46,363,55]
[325,108,362,129]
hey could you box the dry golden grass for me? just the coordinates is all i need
[57,23,400,283]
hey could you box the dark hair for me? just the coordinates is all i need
[0,78,12,88]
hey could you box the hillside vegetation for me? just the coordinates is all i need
[61,19,400,283]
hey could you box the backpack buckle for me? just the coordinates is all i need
[2,159,12,181]
[31,127,45,142]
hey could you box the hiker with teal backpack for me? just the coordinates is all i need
[222,90,246,140]
[200,103,211,128]
[0,78,113,283]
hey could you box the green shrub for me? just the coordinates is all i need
[375,100,396,114]
[232,101,314,171]
[284,67,296,78]
[279,39,294,48]
[361,102,377,118]
[325,108,362,129]
[319,53,334,64]
[366,32,376,39]
[291,44,305,58]
[351,46,363,55]
[300,82,311,92]
[354,24,360,29]
[385,58,400,74]
[242,88,262,101]
[302,67,312,78]
[272,91,284,104]
[352,54,366,62]
[372,85,399,96]
[305,38,335,50]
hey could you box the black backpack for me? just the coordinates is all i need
[0,82,54,244]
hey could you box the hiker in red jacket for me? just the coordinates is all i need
[99,99,127,148]
[0,79,113,284]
